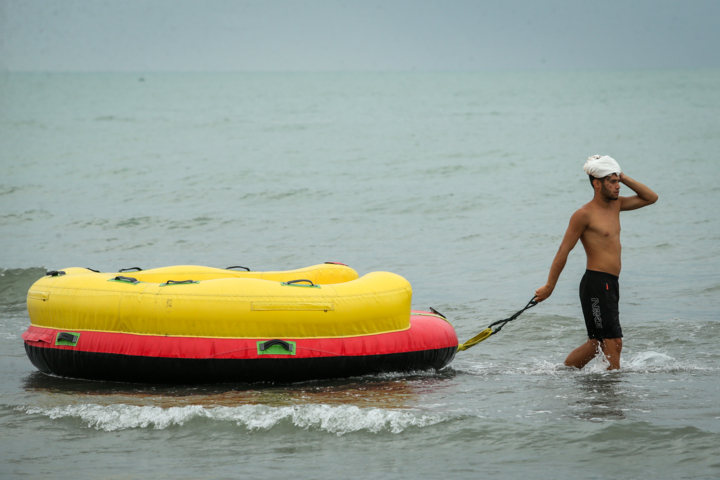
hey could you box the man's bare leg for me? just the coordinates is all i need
[564,338,623,370]
[600,338,622,370]
[564,339,601,369]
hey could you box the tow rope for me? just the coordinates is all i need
[457,296,538,351]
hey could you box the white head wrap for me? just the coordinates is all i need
[583,155,621,178]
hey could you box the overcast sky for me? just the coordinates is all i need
[1,0,719,72]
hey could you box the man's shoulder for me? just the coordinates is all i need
[572,203,593,220]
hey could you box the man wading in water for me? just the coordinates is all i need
[534,155,658,370]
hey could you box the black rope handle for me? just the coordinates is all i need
[163,279,197,285]
[457,296,540,351]
[119,267,142,272]
[259,339,294,353]
[46,270,66,277]
[226,266,250,271]
[285,279,315,286]
[112,276,139,284]
[487,296,538,335]
[57,332,78,343]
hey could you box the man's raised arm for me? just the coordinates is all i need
[620,174,659,211]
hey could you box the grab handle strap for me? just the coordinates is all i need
[281,279,319,288]
[259,339,294,353]
[111,276,139,284]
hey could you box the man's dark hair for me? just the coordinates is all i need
[589,175,607,187]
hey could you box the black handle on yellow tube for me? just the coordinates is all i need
[112,276,139,284]
[281,279,320,289]
[163,279,197,285]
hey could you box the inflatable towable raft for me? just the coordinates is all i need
[22,263,458,383]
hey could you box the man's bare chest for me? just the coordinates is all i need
[585,213,621,241]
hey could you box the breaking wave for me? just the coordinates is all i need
[0,267,46,314]
[16,403,451,435]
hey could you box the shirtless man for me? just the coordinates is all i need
[534,156,658,370]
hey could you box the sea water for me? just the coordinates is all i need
[1,71,719,479]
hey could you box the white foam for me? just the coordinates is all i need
[456,350,709,376]
[458,359,571,377]
[622,351,707,373]
[625,351,675,367]
[17,403,449,435]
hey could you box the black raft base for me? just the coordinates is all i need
[25,344,458,384]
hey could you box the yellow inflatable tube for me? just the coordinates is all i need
[27,264,412,339]
[114,263,360,284]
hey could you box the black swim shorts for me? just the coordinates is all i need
[579,269,622,340]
